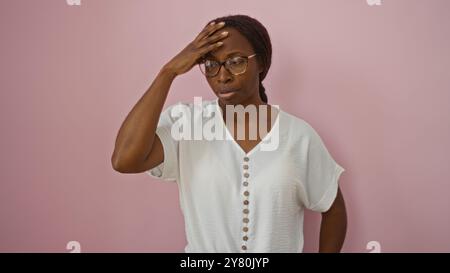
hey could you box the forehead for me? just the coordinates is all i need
[206,27,254,60]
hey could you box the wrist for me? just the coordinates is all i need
[159,65,177,80]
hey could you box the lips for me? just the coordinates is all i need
[219,88,239,94]
[218,88,239,99]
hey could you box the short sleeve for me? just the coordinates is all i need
[298,124,345,212]
[145,104,180,182]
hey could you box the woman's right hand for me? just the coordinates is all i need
[163,21,229,77]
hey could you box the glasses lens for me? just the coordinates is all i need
[201,60,220,76]
[227,57,247,74]
[200,57,248,76]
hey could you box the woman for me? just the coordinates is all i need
[112,14,347,253]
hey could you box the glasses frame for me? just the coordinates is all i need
[198,53,257,77]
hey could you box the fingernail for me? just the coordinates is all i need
[219,22,225,26]
[210,21,215,26]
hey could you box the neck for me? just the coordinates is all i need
[218,94,266,115]
[218,93,272,126]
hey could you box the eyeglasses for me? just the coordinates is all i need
[198,53,257,77]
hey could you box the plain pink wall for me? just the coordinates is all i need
[1,0,449,252]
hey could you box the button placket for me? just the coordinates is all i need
[241,156,250,252]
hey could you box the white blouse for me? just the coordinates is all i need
[146,98,345,253]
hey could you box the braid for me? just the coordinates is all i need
[207,15,272,103]
[259,81,268,103]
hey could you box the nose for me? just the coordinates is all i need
[217,64,232,84]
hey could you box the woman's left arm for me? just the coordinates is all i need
[318,186,347,253]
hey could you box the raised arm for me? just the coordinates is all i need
[111,21,229,173]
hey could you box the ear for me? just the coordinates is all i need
[256,56,264,74]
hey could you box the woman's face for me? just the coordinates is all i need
[203,27,263,107]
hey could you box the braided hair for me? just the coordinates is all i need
[206,15,272,103]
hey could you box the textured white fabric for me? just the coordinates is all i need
[146,98,345,253]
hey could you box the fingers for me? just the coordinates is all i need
[196,30,228,48]
[194,21,226,43]
[193,21,228,64]
[197,41,224,57]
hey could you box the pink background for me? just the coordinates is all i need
[1,0,449,252]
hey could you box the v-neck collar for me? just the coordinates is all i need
[214,98,281,157]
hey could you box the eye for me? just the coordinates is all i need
[229,57,245,65]
[205,60,219,67]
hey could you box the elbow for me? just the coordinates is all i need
[111,151,131,173]
[111,154,125,173]
[111,149,146,174]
